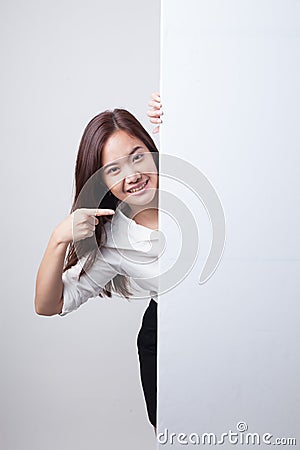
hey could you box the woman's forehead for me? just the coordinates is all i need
[102,130,148,165]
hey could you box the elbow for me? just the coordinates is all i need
[34,297,63,316]
[34,304,54,316]
[35,307,54,316]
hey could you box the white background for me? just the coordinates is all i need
[158,1,300,448]
[0,1,160,449]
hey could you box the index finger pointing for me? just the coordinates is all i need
[87,208,115,216]
[95,209,115,215]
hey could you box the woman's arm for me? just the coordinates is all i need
[34,208,115,316]
[34,230,68,316]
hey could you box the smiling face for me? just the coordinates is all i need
[101,130,158,209]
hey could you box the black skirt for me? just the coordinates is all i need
[136,298,157,428]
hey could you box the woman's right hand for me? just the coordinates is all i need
[54,208,115,245]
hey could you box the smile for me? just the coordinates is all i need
[127,179,149,194]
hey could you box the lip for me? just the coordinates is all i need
[127,178,150,195]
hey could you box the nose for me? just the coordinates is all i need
[125,171,142,183]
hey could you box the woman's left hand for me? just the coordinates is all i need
[147,92,163,134]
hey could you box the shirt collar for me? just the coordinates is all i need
[104,207,160,249]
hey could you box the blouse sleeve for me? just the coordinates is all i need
[59,248,121,317]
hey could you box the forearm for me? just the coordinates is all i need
[34,229,70,316]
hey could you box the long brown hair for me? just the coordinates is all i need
[63,108,159,299]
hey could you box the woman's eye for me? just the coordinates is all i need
[133,154,143,162]
[107,167,119,175]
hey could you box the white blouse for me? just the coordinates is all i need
[59,208,160,316]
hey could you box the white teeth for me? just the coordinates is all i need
[128,180,148,193]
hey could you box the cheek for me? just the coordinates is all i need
[107,179,124,195]
[144,165,157,179]
[148,163,158,180]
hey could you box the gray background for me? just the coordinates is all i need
[0,1,160,449]
[158,0,299,448]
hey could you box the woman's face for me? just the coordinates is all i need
[101,130,158,208]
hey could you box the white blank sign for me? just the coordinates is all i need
[158,1,300,448]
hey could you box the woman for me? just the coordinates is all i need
[34,93,163,433]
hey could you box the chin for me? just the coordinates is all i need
[127,193,156,206]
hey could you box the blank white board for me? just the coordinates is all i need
[158,1,300,448]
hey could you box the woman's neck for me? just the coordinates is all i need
[128,192,159,230]
[132,208,158,230]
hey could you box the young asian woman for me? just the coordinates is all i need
[34,93,163,433]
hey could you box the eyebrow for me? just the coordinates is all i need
[103,146,143,171]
